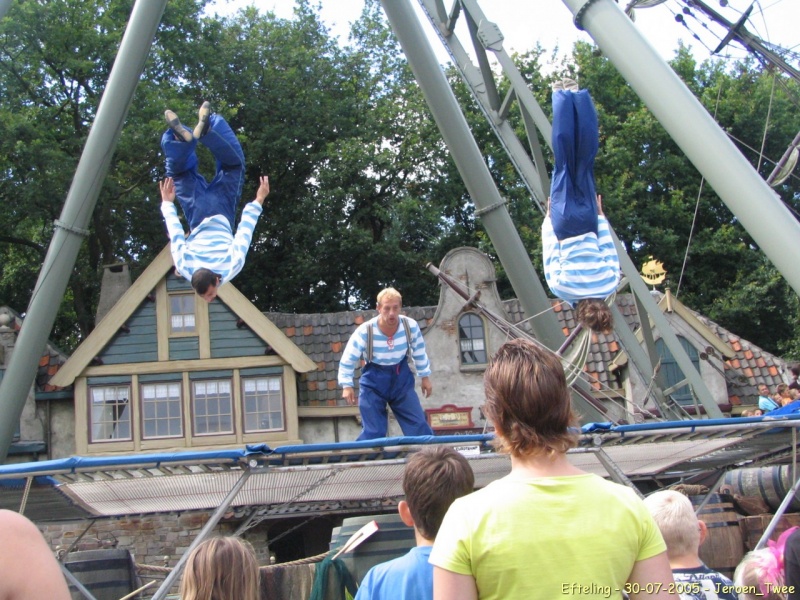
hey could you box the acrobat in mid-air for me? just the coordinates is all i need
[159,102,269,302]
[542,79,620,333]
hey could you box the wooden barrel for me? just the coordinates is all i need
[722,466,800,512]
[691,493,744,579]
[330,514,415,584]
[64,549,138,600]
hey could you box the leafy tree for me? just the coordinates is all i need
[562,43,800,356]
[2,0,799,362]
[0,0,210,347]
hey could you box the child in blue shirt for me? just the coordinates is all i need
[354,447,474,600]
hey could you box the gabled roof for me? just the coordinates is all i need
[264,307,437,407]
[265,293,786,408]
[0,306,69,393]
[665,294,786,406]
[50,246,316,388]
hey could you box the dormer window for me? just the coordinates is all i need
[170,293,196,334]
[656,336,700,405]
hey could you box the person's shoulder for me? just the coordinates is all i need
[577,474,645,504]
[0,509,39,535]
[361,549,418,582]
[361,317,378,332]
[400,314,420,328]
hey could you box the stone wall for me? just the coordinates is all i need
[41,512,272,568]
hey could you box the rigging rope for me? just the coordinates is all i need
[429,267,668,423]
[756,73,777,174]
[676,81,724,298]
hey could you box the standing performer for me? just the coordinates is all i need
[159,102,269,303]
[542,80,620,333]
[338,287,434,440]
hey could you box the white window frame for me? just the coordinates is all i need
[242,376,285,433]
[169,293,197,335]
[141,382,184,439]
[89,385,132,442]
[458,312,488,366]
[192,379,234,436]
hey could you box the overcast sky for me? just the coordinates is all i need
[207,0,799,67]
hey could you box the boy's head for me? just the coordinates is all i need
[191,268,221,302]
[401,447,474,541]
[575,298,613,334]
[643,490,704,561]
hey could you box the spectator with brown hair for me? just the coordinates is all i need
[355,446,474,600]
[758,384,780,412]
[429,339,676,600]
[789,364,800,391]
[179,536,260,600]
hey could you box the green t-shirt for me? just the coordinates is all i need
[429,473,666,600]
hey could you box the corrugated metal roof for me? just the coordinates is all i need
[4,417,800,521]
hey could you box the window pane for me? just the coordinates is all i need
[141,382,183,439]
[242,376,284,432]
[193,379,233,435]
[458,313,487,365]
[170,294,196,334]
[656,337,699,405]
[90,385,131,442]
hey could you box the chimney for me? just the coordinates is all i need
[96,263,132,325]
[0,308,16,366]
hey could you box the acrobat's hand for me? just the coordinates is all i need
[421,376,433,398]
[546,197,551,217]
[343,386,357,405]
[255,176,270,206]
[159,178,176,204]
[596,194,604,216]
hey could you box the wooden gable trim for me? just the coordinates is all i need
[626,293,735,362]
[50,247,174,387]
[658,290,735,359]
[52,244,318,386]
[216,285,317,373]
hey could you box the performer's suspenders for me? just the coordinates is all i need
[365,317,413,363]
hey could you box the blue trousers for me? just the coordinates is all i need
[550,90,599,240]
[357,361,434,441]
[161,114,245,231]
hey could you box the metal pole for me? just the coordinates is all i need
[755,470,800,549]
[60,564,99,600]
[151,467,253,600]
[0,0,168,462]
[379,0,565,350]
[0,0,12,21]
[766,130,800,186]
[562,0,800,299]
[614,234,722,417]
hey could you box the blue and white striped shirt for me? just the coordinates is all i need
[338,316,432,388]
[542,215,620,306]
[161,201,263,285]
